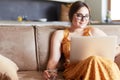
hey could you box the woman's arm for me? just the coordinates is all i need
[43,30,64,79]
[91,28,107,36]
[91,27,120,58]
[47,30,64,69]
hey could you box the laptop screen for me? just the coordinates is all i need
[70,36,117,62]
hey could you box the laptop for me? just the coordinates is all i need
[70,36,117,62]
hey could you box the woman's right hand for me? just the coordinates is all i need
[43,69,58,80]
[43,70,51,80]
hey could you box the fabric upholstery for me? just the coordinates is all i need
[0,26,37,71]
[18,71,63,80]
[18,71,43,80]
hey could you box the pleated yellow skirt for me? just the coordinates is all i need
[63,56,120,80]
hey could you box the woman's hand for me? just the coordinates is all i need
[43,70,50,80]
[43,69,58,80]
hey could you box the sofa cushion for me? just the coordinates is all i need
[35,26,67,71]
[18,71,64,80]
[0,26,37,71]
[18,71,42,80]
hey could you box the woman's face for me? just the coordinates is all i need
[72,6,89,28]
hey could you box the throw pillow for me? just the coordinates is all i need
[0,55,19,80]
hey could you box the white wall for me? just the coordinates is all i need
[85,0,107,23]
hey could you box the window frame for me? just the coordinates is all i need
[108,0,111,10]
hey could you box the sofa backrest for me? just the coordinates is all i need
[0,26,37,71]
[35,25,67,71]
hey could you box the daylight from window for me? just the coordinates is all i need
[111,0,120,20]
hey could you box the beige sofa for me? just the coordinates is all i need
[0,23,120,80]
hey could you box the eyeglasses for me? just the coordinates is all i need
[74,13,89,20]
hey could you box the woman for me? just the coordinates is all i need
[43,1,120,80]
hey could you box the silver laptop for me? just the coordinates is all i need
[70,36,117,62]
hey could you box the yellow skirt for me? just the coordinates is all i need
[63,56,120,80]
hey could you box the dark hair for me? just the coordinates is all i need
[69,1,90,22]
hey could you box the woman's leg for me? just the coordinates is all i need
[63,56,120,80]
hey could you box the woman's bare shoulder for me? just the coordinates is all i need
[52,30,65,40]
[91,27,107,36]
[54,30,64,36]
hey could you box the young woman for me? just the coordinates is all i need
[43,1,120,80]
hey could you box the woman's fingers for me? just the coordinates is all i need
[43,70,50,80]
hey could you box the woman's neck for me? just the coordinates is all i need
[69,26,85,32]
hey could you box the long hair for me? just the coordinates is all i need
[69,1,90,22]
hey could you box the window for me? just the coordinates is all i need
[109,0,120,21]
